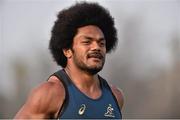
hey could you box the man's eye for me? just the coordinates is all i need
[100,42,105,47]
[82,41,90,44]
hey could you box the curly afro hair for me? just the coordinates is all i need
[49,2,118,68]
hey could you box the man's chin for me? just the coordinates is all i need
[85,66,103,75]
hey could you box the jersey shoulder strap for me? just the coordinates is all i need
[98,75,121,113]
[50,69,70,118]
[52,69,71,85]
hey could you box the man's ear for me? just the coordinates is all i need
[63,49,72,58]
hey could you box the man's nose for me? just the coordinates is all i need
[91,41,101,51]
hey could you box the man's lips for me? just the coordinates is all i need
[87,52,103,59]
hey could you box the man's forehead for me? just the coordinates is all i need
[75,25,105,39]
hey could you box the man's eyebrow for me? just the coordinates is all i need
[84,36,93,40]
[84,36,105,41]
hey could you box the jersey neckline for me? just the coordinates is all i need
[62,69,104,101]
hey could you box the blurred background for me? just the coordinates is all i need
[0,0,180,118]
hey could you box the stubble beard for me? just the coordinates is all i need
[73,52,105,75]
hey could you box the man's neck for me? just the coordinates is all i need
[65,66,99,86]
[64,65,101,99]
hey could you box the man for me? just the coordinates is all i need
[15,2,124,119]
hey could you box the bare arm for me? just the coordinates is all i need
[14,76,65,119]
[110,85,124,109]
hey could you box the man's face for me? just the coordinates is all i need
[71,25,106,75]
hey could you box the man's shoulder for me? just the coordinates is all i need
[30,76,65,114]
[110,84,124,109]
[40,76,65,97]
[29,76,65,105]
[14,76,65,118]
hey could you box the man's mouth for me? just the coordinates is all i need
[87,52,103,60]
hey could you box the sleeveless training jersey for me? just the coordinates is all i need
[52,69,122,119]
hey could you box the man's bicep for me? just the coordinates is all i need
[14,94,45,118]
[14,82,54,118]
[14,102,46,118]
